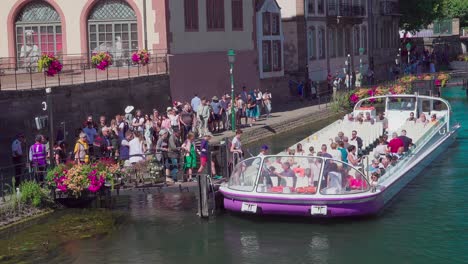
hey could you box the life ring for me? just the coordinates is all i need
[439,127,447,135]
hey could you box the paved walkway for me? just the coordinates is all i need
[208,102,334,145]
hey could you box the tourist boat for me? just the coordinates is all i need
[219,94,460,217]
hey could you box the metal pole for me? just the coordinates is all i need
[230,63,236,132]
[143,0,148,50]
[46,88,55,167]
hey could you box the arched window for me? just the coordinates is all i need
[15,1,62,66]
[88,0,138,59]
[307,26,316,60]
[318,27,325,59]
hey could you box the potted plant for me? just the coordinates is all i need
[37,54,63,77]
[131,49,150,66]
[46,159,119,207]
[91,52,112,70]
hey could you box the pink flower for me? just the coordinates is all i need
[350,93,359,103]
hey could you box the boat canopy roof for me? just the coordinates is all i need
[227,155,370,196]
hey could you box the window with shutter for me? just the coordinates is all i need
[231,0,243,31]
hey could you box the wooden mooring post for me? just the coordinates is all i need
[197,174,210,218]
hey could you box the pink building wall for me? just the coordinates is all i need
[169,50,260,102]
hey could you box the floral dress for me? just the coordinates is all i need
[184,141,197,169]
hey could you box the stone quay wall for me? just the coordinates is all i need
[0,75,172,166]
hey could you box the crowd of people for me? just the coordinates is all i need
[10,87,275,186]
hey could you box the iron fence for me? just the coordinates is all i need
[0,49,169,91]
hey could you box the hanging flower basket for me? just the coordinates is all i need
[91,52,113,70]
[131,49,150,66]
[46,159,119,198]
[37,54,63,77]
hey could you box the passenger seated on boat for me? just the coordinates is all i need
[417,113,428,124]
[398,129,413,152]
[376,112,388,130]
[350,173,367,190]
[379,154,391,170]
[274,162,297,187]
[295,168,311,188]
[364,112,375,124]
[382,134,389,145]
[367,159,381,174]
[430,114,438,125]
[345,113,354,123]
[387,132,404,153]
[374,138,388,158]
[335,131,345,143]
[370,172,379,191]
[407,112,416,122]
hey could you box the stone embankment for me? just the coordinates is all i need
[211,103,342,145]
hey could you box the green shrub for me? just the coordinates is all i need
[19,181,52,208]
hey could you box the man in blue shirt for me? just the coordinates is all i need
[82,122,97,156]
[191,94,201,112]
[211,96,221,132]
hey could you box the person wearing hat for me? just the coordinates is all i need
[197,133,218,177]
[167,107,180,133]
[124,106,134,128]
[258,145,269,157]
[210,96,221,132]
[11,133,25,187]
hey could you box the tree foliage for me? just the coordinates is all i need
[399,0,441,32]
[440,0,468,27]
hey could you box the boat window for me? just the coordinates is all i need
[228,158,262,192]
[256,156,322,195]
[319,159,370,195]
[387,97,416,111]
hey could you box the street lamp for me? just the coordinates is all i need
[359,48,364,73]
[345,54,351,89]
[227,49,236,132]
[406,42,411,65]
[45,87,55,166]
[396,48,401,76]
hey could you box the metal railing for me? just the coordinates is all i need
[0,49,169,91]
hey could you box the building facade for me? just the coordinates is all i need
[167,0,284,100]
[0,0,284,101]
[0,0,168,64]
[276,0,399,82]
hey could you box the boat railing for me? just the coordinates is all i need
[379,116,447,183]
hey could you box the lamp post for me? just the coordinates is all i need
[406,42,411,65]
[227,49,236,132]
[396,48,401,76]
[45,87,55,167]
[345,54,351,89]
[359,47,364,73]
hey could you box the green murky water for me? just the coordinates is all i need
[1,86,467,264]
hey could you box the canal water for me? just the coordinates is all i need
[4,87,468,264]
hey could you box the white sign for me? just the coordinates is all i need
[241,202,258,213]
[42,101,47,111]
[311,205,327,216]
